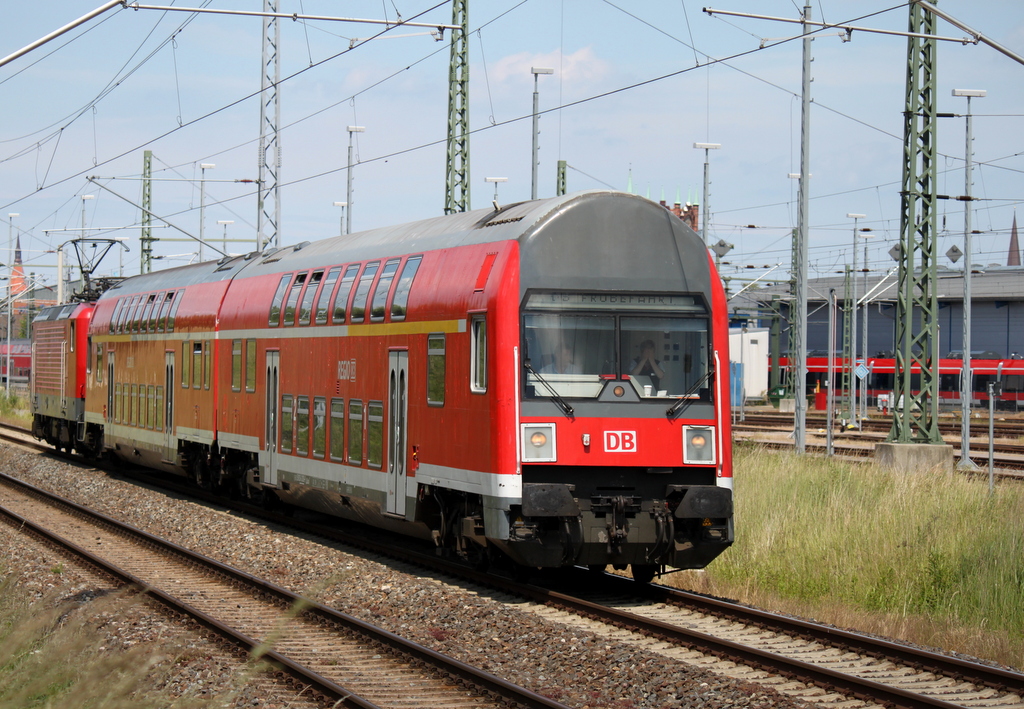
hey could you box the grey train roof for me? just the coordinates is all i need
[103,190,713,301]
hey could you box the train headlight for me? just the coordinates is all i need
[683,426,716,464]
[521,423,556,462]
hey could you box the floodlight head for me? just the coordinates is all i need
[346,126,366,133]
[693,142,721,150]
[216,220,234,225]
[333,201,348,207]
[200,163,216,169]
[952,89,986,98]
[531,67,554,75]
[81,194,95,201]
[846,213,866,219]
[7,213,18,219]
[484,177,508,183]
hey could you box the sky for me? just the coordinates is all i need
[2,1,1023,293]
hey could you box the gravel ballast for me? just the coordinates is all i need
[0,444,812,709]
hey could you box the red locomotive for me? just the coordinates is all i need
[32,191,734,582]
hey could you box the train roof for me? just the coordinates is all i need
[100,190,712,300]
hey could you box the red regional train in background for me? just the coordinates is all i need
[30,190,734,582]
[781,354,1024,408]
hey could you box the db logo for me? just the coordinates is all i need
[604,431,637,452]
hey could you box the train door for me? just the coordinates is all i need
[264,350,280,487]
[107,352,115,422]
[387,350,408,516]
[164,351,174,453]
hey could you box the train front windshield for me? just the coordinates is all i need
[522,292,711,400]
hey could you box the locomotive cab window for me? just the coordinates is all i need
[522,291,710,401]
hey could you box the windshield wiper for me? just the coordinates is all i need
[524,360,575,418]
[666,368,714,418]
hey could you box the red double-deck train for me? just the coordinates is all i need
[30,190,734,582]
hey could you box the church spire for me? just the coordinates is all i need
[1009,213,1021,266]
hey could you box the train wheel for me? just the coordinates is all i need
[630,564,658,584]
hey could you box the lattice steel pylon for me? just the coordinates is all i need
[444,0,469,214]
[257,0,281,249]
[140,149,153,274]
[888,2,942,444]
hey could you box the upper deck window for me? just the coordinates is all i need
[391,256,422,321]
[350,261,379,323]
[268,274,291,327]
[283,271,308,326]
[370,259,401,322]
[522,291,710,401]
[330,265,360,324]
[314,267,342,325]
[298,270,323,326]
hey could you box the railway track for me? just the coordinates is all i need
[732,413,1024,472]
[6,421,1024,709]
[0,468,568,709]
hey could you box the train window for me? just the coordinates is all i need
[148,293,164,332]
[391,256,422,321]
[95,345,103,384]
[329,398,345,461]
[181,342,190,388]
[330,264,360,324]
[114,383,122,423]
[192,342,202,389]
[298,270,323,326]
[167,290,184,331]
[132,296,147,334]
[620,316,709,398]
[203,341,211,390]
[427,334,445,406]
[157,292,174,332]
[367,401,384,469]
[125,295,142,334]
[156,386,164,431]
[148,385,156,429]
[314,267,342,325]
[312,396,326,459]
[140,294,157,333]
[245,339,257,393]
[283,272,308,326]
[109,298,124,334]
[470,315,487,394]
[370,259,401,322]
[130,384,138,426]
[231,340,242,392]
[348,400,364,464]
[120,297,136,334]
[350,261,380,322]
[295,396,310,456]
[280,395,294,454]
[268,274,292,327]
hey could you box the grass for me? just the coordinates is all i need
[0,574,250,708]
[667,444,1024,670]
[0,390,30,428]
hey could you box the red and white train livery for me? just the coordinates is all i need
[32,191,734,581]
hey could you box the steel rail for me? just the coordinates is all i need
[0,470,570,709]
